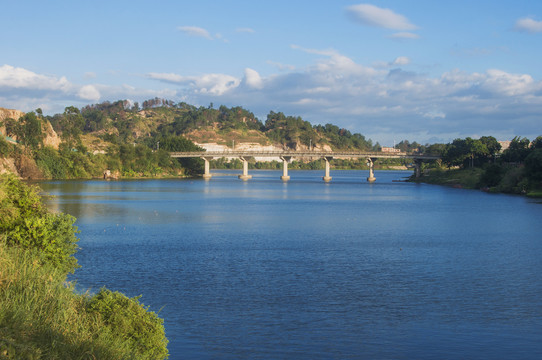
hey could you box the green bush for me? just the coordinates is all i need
[86,288,169,360]
[34,146,69,179]
[0,173,170,359]
[0,174,79,274]
[0,136,11,158]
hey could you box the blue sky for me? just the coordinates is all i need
[1,0,542,145]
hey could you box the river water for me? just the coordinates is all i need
[40,170,542,359]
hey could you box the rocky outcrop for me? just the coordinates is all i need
[0,107,24,122]
[42,121,61,149]
[0,158,19,177]
[0,107,60,149]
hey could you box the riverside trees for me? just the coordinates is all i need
[431,135,542,195]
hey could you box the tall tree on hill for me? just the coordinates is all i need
[60,106,85,150]
[17,112,44,150]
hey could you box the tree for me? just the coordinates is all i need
[501,136,531,163]
[524,149,542,183]
[61,106,85,149]
[530,136,542,150]
[17,112,44,150]
[442,137,488,168]
[479,136,501,162]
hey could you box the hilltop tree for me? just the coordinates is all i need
[16,112,45,150]
[501,136,531,163]
[60,106,85,149]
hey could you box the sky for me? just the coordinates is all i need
[1,0,542,146]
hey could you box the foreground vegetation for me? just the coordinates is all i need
[0,174,169,359]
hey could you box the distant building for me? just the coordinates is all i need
[498,141,511,152]
[381,147,401,153]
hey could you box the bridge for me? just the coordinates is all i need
[170,150,440,182]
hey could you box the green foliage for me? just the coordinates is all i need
[479,163,505,188]
[0,174,79,273]
[86,288,169,360]
[524,149,542,183]
[0,243,169,360]
[501,136,531,163]
[0,135,12,158]
[34,146,69,179]
[14,112,45,150]
[442,137,489,168]
[0,174,169,359]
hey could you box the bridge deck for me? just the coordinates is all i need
[170,151,440,160]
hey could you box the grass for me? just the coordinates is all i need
[0,243,138,359]
[412,167,484,189]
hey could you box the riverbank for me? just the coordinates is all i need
[410,167,542,198]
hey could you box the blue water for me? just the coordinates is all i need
[40,170,542,359]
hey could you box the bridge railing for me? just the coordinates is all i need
[169,150,440,160]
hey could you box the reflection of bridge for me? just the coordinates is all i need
[170,151,440,182]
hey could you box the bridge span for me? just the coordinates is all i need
[170,150,440,182]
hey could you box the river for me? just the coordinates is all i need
[40,170,542,359]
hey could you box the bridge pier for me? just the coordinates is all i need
[366,158,376,182]
[280,156,291,181]
[202,157,213,180]
[414,159,422,178]
[322,156,333,182]
[238,157,252,181]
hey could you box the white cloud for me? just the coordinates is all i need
[144,47,542,144]
[147,72,240,95]
[178,26,213,39]
[346,4,417,30]
[514,17,542,33]
[0,64,70,91]
[78,84,101,101]
[243,68,263,89]
[392,56,410,66]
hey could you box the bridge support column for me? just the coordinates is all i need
[322,156,333,182]
[280,156,291,181]
[238,157,252,181]
[366,158,376,182]
[414,159,422,178]
[202,157,213,180]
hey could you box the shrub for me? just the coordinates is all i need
[86,288,169,360]
[0,174,79,274]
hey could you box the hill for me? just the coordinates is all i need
[62,99,378,153]
[1,98,385,180]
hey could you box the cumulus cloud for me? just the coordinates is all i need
[144,47,542,144]
[178,26,213,39]
[0,64,70,91]
[243,68,263,89]
[346,4,417,30]
[78,84,101,101]
[514,17,542,33]
[147,72,240,95]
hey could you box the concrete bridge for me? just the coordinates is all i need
[170,150,440,182]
